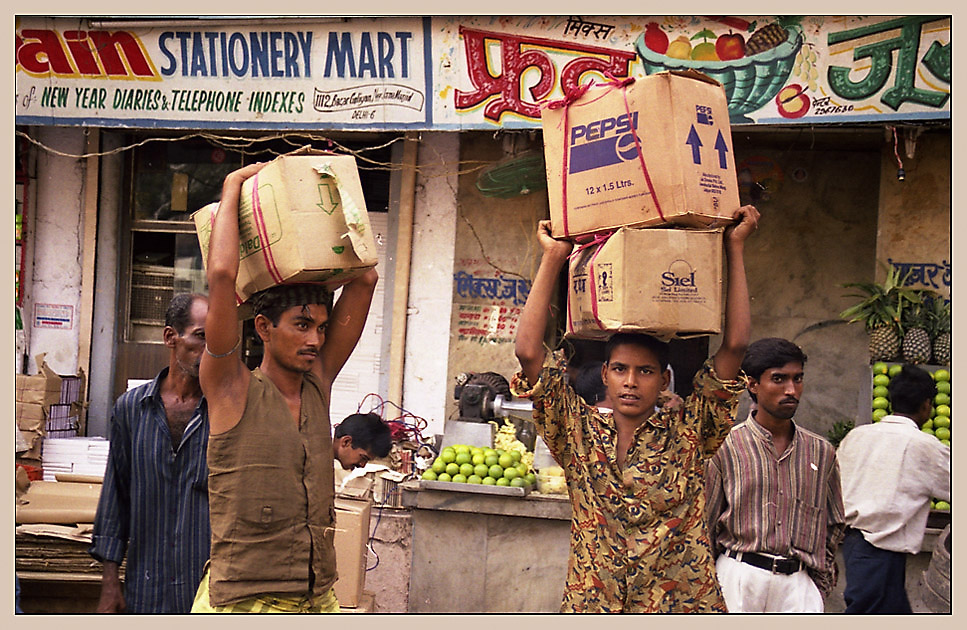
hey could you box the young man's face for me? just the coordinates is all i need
[749,361,805,421]
[166,298,209,379]
[259,303,329,373]
[334,435,375,470]
[602,343,670,422]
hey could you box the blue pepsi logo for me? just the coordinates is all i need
[568,112,640,174]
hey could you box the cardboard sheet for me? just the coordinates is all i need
[15,481,103,524]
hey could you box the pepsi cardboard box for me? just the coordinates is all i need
[193,151,378,310]
[566,227,723,341]
[541,70,739,239]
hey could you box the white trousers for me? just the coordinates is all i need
[716,553,824,613]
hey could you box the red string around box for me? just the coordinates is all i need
[250,173,285,287]
[566,230,615,334]
[542,74,664,239]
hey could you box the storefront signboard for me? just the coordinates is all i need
[15,15,431,130]
[15,15,951,130]
[432,15,950,128]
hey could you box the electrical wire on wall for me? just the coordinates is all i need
[352,392,438,575]
[14,128,497,180]
[890,126,905,181]
[356,392,434,454]
[18,125,542,288]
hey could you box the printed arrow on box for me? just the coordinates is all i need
[714,131,730,169]
[317,182,341,215]
[686,126,703,165]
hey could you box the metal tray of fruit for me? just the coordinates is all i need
[419,479,531,497]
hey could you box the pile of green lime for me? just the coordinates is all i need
[421,443,536,489]
[872,363,951,512]
[871,363,952,446]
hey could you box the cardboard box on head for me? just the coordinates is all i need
[541,70,740,239]
[192,150,379,316]
[566,227,724,342]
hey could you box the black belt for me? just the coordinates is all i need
[725,549,803,575]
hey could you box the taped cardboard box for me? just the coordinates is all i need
[541,70,739,238]
[193,152,379,311]
[566,227,723,341]
[333,497,372,608]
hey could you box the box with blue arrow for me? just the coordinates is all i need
[541,70,740,239]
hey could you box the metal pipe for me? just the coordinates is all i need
[491,394,533,418]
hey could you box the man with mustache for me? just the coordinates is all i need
[705,337,846,612]
[190,162,380,613]
[91,293,211,613]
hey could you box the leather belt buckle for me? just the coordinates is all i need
[771,556,782,574]
[770,556,800,574]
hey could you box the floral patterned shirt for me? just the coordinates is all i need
[511,355,746,612]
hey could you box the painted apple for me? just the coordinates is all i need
[775,84,809,119]
[715,31,746,60]
[644,22,668,54]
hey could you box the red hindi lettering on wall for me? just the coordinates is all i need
[454,26,637,122]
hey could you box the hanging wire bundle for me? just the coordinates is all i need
[475,150,547,198]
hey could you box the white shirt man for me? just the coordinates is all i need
[836,364,950,613]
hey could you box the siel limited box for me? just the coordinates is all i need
[566,226,724,341]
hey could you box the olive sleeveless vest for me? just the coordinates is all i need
[206,369,337,606]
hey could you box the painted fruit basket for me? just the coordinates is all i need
[635,26,803,124]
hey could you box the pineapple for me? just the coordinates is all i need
[840,264,920,364]
[745,23,788,55]
[929,296,951,366]
[869,324,901,363]
[901,294,933,364]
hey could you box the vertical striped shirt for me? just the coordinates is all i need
[704,414,846,596]
[90,368,210,613]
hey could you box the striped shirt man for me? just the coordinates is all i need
[90,367,210,613]
[704,413,846,599]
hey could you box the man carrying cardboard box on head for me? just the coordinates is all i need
[190,162,380,613]
[512,205,759,612]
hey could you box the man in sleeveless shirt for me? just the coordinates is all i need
[191,162,380,613]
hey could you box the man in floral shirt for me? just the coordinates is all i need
[512,206,758,612]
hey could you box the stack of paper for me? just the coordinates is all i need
[40,437,109,481]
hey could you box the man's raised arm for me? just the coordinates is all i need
[317,267,379,392]
[199,162,266,433]
[712,205,759,381]
[515,220,573,386]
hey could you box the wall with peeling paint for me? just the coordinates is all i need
[22,126,88,377]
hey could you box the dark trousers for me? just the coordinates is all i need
[842,527,912,614]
